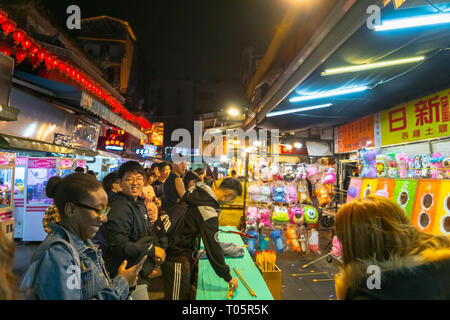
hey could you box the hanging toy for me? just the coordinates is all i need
[289,207,304,226]
[258,233,270,252]
[272,206,290,223]
[308,228,320,254]
[245,207,260,233]
[248,183,261,202]
[296,164,307,180]
[321,167,336,185]
[286,183,298,204]
[286,227,301,252]
[316,184,331,207]
[414,155,422,178]
[443,157,450,179]
[331,236,342,258]
[271,184,287,203]
[283,165,295,182]
[387,152,399,178]
[299,233,307,253]
[270,229,284,253]
[258,208,272,229]
[270,164,284,181]
[421,154,432,178]
[408,157,415,178]
[297,180,311,203]
[361,148,379,178]
[260,165,270,181]
[306,165,321,184]
[396,153,409,179]
[429,152,444,179]
[376,154,389,177]
[245,230,259,256]
[303,205,319,225]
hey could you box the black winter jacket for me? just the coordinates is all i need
[166,182,232,282]
[103,192,158,278]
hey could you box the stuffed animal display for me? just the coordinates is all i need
[396,153,409,179]
[258,208,272,229]
[331,236,342,258]
[286,227,301,252]
[272,206,290,223]
[376,154,389,177]
[297,180,311,203]
[245,207,260,233]
[286,183,298,204]
[245,230,259,255]
[308,228,320,253]
[388,152,399,178]
[289,207,304,225]
[270,229,284,253]
[430,152,444,179]
[271,184,287,203]
[316,185,331,207]
[361,148,379,178]
[303,205,319,224]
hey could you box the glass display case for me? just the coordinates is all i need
[0,152,15,212]
[58,158,74,177]
[26,158,58,205]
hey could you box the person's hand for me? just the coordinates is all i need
[154,246,166,265]
[117,255,147,287]
[228,277,238,291]
[155,197,161,208]
[147,202,158,223]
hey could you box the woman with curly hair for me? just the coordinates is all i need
[334,196,450,300]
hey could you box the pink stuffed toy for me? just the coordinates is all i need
[395,153,409,179]
[258,208,272,229]
[306,165,321,183]
[289,207,304,226]
[430,152,444,179]
[286,183,298,204]
[245,207,260,233]
[321,168,336,185]
[331,236,342,258]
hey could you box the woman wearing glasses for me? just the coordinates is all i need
[24,173,146,300]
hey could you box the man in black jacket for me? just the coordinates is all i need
[161,177,241,300]
[103,161,166,283]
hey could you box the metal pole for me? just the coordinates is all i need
[240,151,250,231]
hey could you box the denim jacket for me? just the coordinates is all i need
[31,223,129,300]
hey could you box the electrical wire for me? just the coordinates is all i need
[424,0,447,13]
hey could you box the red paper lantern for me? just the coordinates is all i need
[0,10,8,25]
[65,65,72,76]
[37,49,46,61]
[115,140,120,145]
[105,140,110,145]
[21,36,32,50]
[57,61,66,73]
[15,49,27,64]
[120,142,124,147]
[28,42,39,55]
[0,47,11,56]
[12,28,25,44]
[1,18,16,36]
[29,54,41,68]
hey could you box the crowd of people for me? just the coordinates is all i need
[0,160,449,300]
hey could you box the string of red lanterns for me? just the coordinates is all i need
[0,8,152,132]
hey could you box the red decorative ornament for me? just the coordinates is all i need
[0,47,11,56]
[120,142,124,147]
[21,36,32,50]
[12,28,25,44]
[37,49,46,61]
[44,55,55,70]
[28,42,39,55]
[105,140,110,145]
[1,18,16,37]
[65,65,72,76]
[29,54,41,68]
[15,49,27,64]
[0,10,8,25]
[57,61,67,73]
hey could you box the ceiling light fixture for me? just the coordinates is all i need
[290,86,369,103]
[374,13,450,31]
[321,56,425,76]
[267,103,332,117]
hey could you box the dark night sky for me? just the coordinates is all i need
[40,0,288,81]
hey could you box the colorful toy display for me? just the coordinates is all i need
[271,184,287,203]
[289,207,304,225]
[360,179,378,199]
[286,227,301,252]
[331,236,342,258]
[245,230,259,256]
[286,183,298,204]
[374,179,396,199]
[387,153,399,178]
[361,148,379,178]
[432,180,450,235]
[391,179,419,219]
[272,206,290,223]
[308,228,320,254]
[258,208,272,229]
[258,234,271,251]
[411,180,441,233]
[297,180,311,203]
[303,205,319,225]
[346,177,363,203]
[376,154,389,177]
[245,207,260,233]
[316,184,331,207]
[396,153,409,179]
[430,152,444,179]
[421,155,432,178]
[270,229,284,253]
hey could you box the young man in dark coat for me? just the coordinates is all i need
[103,161,166,282]
[160,177,242,300]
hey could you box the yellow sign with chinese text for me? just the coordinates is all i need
[380,88,450,146]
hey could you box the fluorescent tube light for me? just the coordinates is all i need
[267,103,332,117]
[290,86,369,103]
[374,13,450,31]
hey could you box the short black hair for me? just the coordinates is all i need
[87,170,96,176]
[194,167,204,176]
[118,161,145,179]
[150,163,159,171]
[74,167,84,173]
[219,177,242,196]
[157,162,170,170]
[46,173,103,218]
[102,171,120,192]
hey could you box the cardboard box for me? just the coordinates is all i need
[0,218,15,240]
[257,264,282,300]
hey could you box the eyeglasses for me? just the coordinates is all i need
[124,177,145,183]
[72,201,111,218]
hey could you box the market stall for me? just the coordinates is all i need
[0,152,15,240]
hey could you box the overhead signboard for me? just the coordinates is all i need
[335,115,376,153]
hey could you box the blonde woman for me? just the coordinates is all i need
[334,196,450,300]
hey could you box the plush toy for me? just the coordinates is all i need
[303,205,319,225]
[270,164,284,181]
[331,236,342,258]
[260,165,270,181]
[430,152,444,179]
[245,207,260,233]
[321,168,336,185]
[408,157,415,178]
[361,148,379,178]
[443,157,450,179]
[396,153,409,179]
[297,180,311,203]
[286,227,301,253]
[258,208,272,229]
[296,164,307,180]
[248,183,261,202]
[387,152,399,178]
[260,184,271,203]
[286,183,298,204]
[272,206,290,223]
[376,154,389,177]
[299,233,307,253]
[421,154,431,178]
[271,184,287,203]
[414,155,422,178]
[306,165,321,184]
[316,185,331,207]
[289,207,304,225]
[245,230,259,256]
[283,165,296,182]
[258,233,270,252]
[270,229,284,253]
[308,228,320,254]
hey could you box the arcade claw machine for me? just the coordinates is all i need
[58,158,74,177]
[13,156,27,239]
[22,157,58,242]
[0,152,16,240]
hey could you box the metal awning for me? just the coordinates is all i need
[0,133,97,157]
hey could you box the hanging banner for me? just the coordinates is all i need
[335,115,375,153]
[380,88,450,146]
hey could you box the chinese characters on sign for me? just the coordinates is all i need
[336,116,375,153]
[381,88,450,146]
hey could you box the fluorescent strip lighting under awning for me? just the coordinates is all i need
[321,56,425,76]
[291,86,369,103]
[267,103,332,117]
[374,13,450,31]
